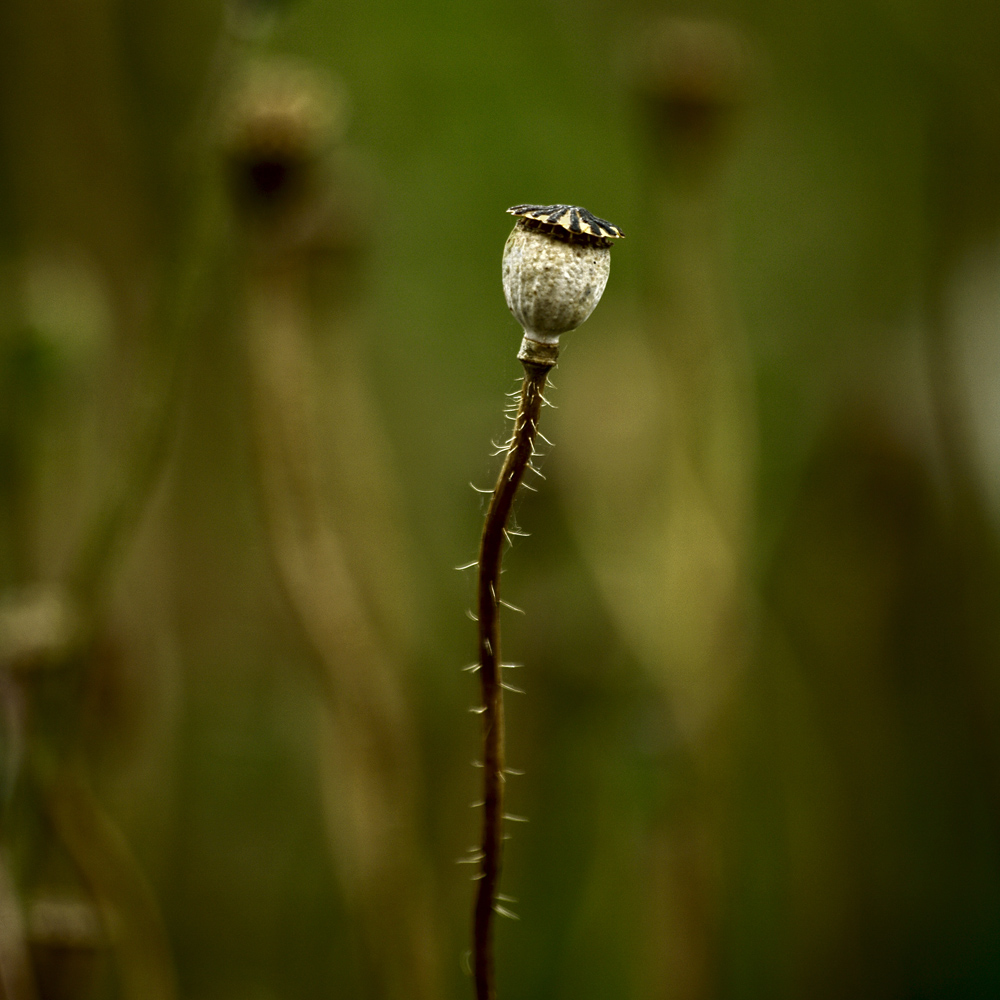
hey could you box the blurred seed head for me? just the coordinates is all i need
[28,896,107,1000]
[0,586,78,672]
[634,18,758,169]
[221,60,347,220]
[28,896,104,950]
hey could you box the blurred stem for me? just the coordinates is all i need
[32,51,232,1000]
[62,3,244,613]
[0,844,38,1000]
[923,248,981,522]
[43,767,176,1000]
[245,263,399,719]
[66,185,225,618]
[245,261,437,1000]
[473,337,557,1000]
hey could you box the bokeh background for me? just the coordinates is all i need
[2,1,1000,998]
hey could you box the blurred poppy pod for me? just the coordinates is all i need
[221,61,346,217]
[634,18,757,165]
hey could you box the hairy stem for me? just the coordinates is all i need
[473,337,557,1000]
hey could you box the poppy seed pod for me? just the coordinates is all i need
[502,205,624,346]
[222,60,346,218]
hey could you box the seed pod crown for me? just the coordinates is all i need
[507,204,625,248]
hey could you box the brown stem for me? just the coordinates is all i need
[0,844,38,1000]
[246,264,438,1000]
[473,336,557,1000]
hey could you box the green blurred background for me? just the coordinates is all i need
[2,0,1000,998]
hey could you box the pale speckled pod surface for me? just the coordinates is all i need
[502,225,611,343]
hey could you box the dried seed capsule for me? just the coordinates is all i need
[502,205,624,346]
[221,60,346,218]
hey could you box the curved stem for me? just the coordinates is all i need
[473,337,557,1000]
